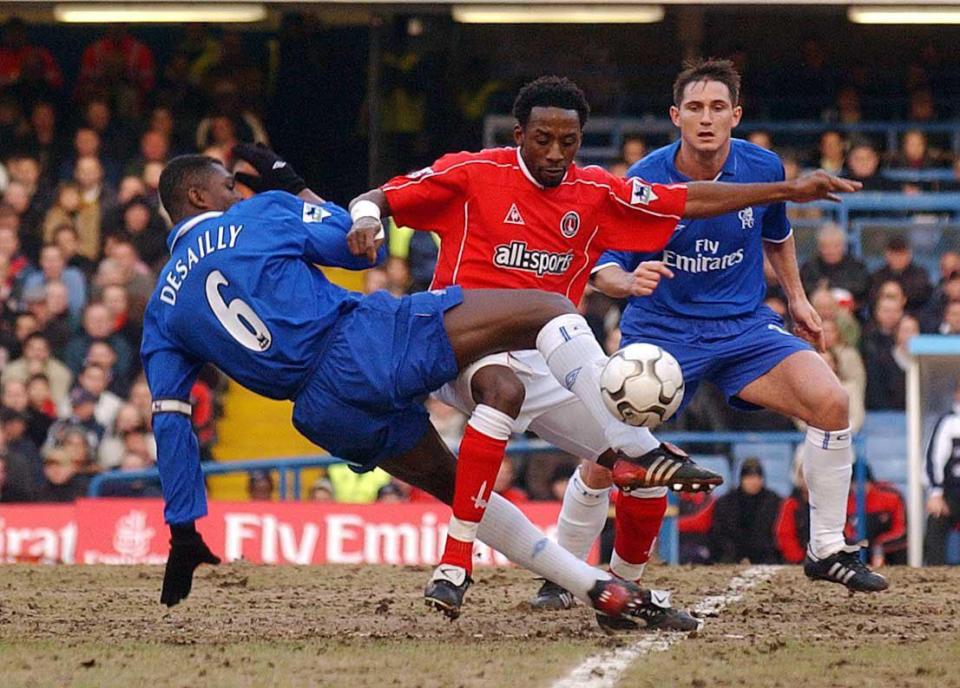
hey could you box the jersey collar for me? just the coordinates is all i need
[515,147,568,189]
[167,211,224,252]
[665,138,739,182]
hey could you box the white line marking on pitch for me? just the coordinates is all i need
[551,565,783,688]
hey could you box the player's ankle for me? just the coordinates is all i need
[440,535,475,573]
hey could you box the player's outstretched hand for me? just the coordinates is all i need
[160,524,221,607]
[629,260,674,297]
[232,142,306,195]
[789,298,826,352]
[787,171,862,203]
[347,217,383,263]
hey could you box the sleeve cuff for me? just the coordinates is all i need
[929,487,944,497]
[762,227,794,244]
[590,261,621,276]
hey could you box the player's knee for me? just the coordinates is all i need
[813,384,849,430]
[580,459,613,489]
[530,291,576,320]
[471,366,526,419]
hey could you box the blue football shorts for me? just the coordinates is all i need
[621,304,812,412]
[292,286,463,470]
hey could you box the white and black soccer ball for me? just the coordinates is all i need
[600,343,684,428]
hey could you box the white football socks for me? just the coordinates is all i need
[556,465,610,560]
[478,492,609,603]
[537,314,640,453]
[802,426,853,559]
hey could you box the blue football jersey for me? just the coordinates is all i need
[141,191,383,524]
[596,139,790,333]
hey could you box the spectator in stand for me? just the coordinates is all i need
[678,490,715,565]
[844,140,900,192]
[76,362,121,431]
[0,93,24,159]
[0,18,63,92]
[710,458,780,564]
[892,315,919,405]
[607,159,629,178]
[18,376,54,447]
[934,251,960,295]
[59,127,121,186]
[620,135,647,166]
[78,28,155,118]
[22,243,87,318]
[98,451,161,498]
[709,458,782,564]
[83,340,125,398]
[1,406,41,483]
[377,482,406,503]
[111,196,167,268]
[42,183,81,242]
[937,300,960,335]
[37,280,76,356]
[195,79,269,149]
[98,236,153,315]
[1,332,72,408]
[122,129,169,179]
[822,318,867,432]
[98,403,155,469]
[494,457,527,504]
[746,130,772,150]
[825,85,862,124]
[63,302,134,383]
[895,129,938,169]
[800,223,870,311]
[309,477,335,502]
[327,463,391,503]
[810,287,860,349]
[51,224,95,277]
[868,235,933,314]
[44,388,104,458]
[384,256,411,296]
[35,446,89,502]
[22,101,62,184]
[0,453,32,502]
[0,222,32,290]
[862,296,905,410]
[775,457,810,564]
[908,89,937,122]
[0,417,37,497]
[73,155,116,257]
[818,130,846,175]
[924,378,960,565]
[846,467,907,566]
[248,470,274,501]
[101,284,139,351]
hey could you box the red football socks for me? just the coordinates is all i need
[440,421,509,574]
[612,492,667,578]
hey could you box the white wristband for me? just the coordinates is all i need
[350,200,382,222]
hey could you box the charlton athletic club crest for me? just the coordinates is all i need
[560,211,580,238]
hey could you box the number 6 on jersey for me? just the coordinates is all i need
[205,270,273,352]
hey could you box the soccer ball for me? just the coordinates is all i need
[600,343,684,428]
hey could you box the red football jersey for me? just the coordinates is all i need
[382,147,686,302]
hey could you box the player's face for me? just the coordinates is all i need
[192,164,243,212]
[515,107,582,188]
[670,80,742,155]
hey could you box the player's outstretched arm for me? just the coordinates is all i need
[593,261,674,299]
[684,171,862,218]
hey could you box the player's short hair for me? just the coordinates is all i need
[673,58,741,106]
[158,154,220,219]
[513,76,590,128]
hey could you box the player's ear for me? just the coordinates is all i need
[731,105,743,127]
[513,123,524,147]
[186,186,208,210]
[669,105,681,127]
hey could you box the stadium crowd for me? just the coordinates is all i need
[0,18,956,567]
